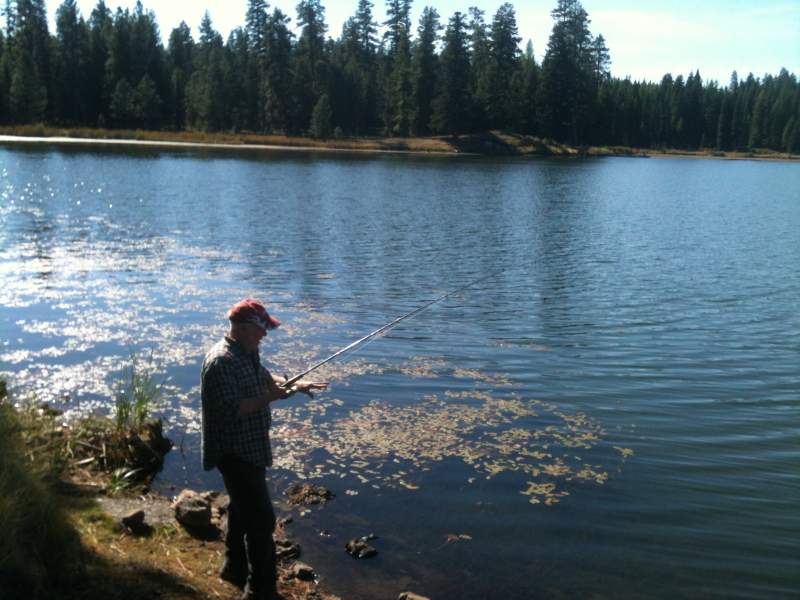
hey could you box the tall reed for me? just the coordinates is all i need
[114,353,162,432]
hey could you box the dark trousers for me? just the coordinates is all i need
[218,455,277,594]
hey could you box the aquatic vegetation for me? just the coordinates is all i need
[398,355,449,378]
[113,353,162,432]
[272,377,617,506]
[614,446,635,459]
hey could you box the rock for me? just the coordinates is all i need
[291,562,316,581]
[204,492,229,528]
[121,508,145,526]
[126,420,173,478]
[172,489,212,530]
[285,483,335,506]
[275,538,301,561]
[398,593,431,600]
[345,538,378,559]
[121,509,148,534]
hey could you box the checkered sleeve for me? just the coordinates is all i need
[202,357,242,426]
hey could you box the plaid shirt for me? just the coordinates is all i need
[201,336,274,470]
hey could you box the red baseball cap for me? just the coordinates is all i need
[228,299,281,331]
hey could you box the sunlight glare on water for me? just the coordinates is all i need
[1,144,799,599]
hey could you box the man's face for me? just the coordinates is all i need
[240,322,267,353]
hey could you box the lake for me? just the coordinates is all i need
[1,142,798,599]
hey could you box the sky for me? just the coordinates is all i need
[43,0,800,84]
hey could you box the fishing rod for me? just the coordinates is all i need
[280,271,498,389]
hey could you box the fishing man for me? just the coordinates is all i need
[201,299,327,600]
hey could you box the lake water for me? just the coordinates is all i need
[1,142,799,599]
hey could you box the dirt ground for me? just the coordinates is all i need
[59,479,341,600]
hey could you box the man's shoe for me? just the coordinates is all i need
[219,562,247,589]
[240,583,284,600]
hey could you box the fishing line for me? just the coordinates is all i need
[280,271,500,389]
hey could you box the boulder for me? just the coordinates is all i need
[172,489,212,530]
[126,419,173,477]
[291,562,316,581]
[345,538,377,559]
[121,509,149,534]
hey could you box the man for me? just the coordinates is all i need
[201,299,327,600]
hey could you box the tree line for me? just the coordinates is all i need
[1,0,798,153]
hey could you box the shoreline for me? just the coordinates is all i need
[0,386,345,600]
[1,128,798,162]
[0,133,464,157]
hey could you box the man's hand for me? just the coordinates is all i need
[287,379,329,399]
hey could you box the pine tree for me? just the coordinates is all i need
[8,0,51,122]
[132,73,160,127]
[226,27,252,131]
[383,0,413,135]
[410,6,440,135]
[262,8,293,132]
[128,1,162,87]
[337,0,378,133]
[716,91,733,150]
[431,11,471,134]
[487,2,521,129]
[383,0,411,57]
[244,0,269,129]
[309,92,332,138]
[104,7,131,95]
[186,11,225,131]
[748,88,768,148]
[353,0,378,57]
[167,21,193,129]
[539,0,595,142]
[245,0,269,56]
[54,0,89,124]
[591,34,610,82]
[109,76,133,126]
[293,0,328,131]
[467,7,491,130]
[509,39,538,134]
[87,0,112,125]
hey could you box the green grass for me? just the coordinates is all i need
[0,381,83,599]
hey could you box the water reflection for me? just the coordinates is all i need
[1,145,799,599]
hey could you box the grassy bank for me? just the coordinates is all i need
[3,124,796,161]
[0,373,340,600]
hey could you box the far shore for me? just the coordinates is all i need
[1,126,798,162]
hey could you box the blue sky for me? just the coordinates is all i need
[47,0,800,84]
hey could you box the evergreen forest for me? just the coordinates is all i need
[1,0,798,153]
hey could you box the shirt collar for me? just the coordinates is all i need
[223,335,258,359]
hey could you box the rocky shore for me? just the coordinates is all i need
[0,385,434,600]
